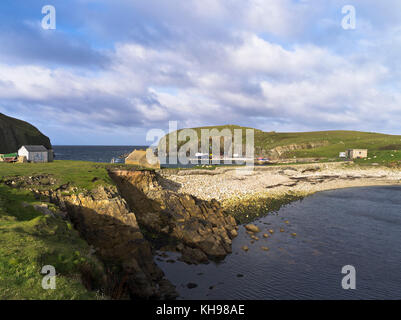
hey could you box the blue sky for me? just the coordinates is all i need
[1,0,401,145]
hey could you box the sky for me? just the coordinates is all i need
[0,0,401,145]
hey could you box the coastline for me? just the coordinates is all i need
[158,162,401,223]
[1,159,400,298]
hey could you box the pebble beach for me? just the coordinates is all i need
[159,162,401,202]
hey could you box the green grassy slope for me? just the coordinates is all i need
[0,160,115,191]
[0,185,105,299]
[163,125,401,161]
[0,113,52,154]
[262,130,401,158]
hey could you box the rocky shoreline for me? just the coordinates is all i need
[1,169,238,299]
[1,162,400,300]
[159,162,401,222]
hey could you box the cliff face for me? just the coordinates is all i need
[0,113,52,153]
[109,170,238,264]
[266,141,329,159]
[2,169,238,299]
[47,185,178,299]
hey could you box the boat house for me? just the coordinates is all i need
[18,145,52,163]
[125,148,160,169]
[346,149,368,159]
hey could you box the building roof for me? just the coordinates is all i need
[20,145,48,152]
[125,149,160,169]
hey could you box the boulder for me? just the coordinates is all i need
[245,224,260,233]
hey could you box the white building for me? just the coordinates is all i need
[18,145,49,163]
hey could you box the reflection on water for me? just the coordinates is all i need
[156,186,401,300]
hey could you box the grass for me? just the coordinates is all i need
[0,184,106,299]
[0,160,116,191]
[0,160,153,192]
[0,113,51,154]
[163,125,401,165]
[354,150,401,166]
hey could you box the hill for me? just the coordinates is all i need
[161,125,401,161]
[0,113,52,154]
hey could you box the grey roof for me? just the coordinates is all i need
[21,145,48,152]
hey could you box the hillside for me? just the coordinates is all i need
[161,125,401,161]
[0,113,52,154]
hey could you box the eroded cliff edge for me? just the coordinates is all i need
[5,169,238,299]
[36,184,177,299]
[108,169,238,264]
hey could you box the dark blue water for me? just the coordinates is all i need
[53,146,146,163]
[156,186,401,300]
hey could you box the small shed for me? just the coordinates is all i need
[18,145,49,163]
[346,149,368,159]
[125,148,160,169]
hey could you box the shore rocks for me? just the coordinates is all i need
[187,283,198,289]
[179,246,209,264]
[47,185,177,300]
[109,170,238,264]
[245,224,260,233]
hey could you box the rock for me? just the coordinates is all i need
[245,224,260,233]
[263,233,269,238]
[291,233,297,237]
[230,229,238,238]
[261,246,269,251]
[55,210,68,219]
[187,283,198,289]
[179,246,209,264]
[284,220,290,224]
[251,235,259,241]
[33,204,55,217]
[269,229,274,234]
[109,170,238,264]
[241,245,249,252]
[280,228,285,232]
[49,185,176,300]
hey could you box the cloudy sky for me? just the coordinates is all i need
[0,0,401,145]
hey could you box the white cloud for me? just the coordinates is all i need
[2,0,401,144]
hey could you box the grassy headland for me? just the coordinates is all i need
[0,184,105,299]
[162,125,401,164]
[0,161,114,191]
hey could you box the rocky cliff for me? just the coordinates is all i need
[109,169,238,264]
[266,141,329,159]
[2,169,238,299]
[43,184,178,299]
[0,113,52,153]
